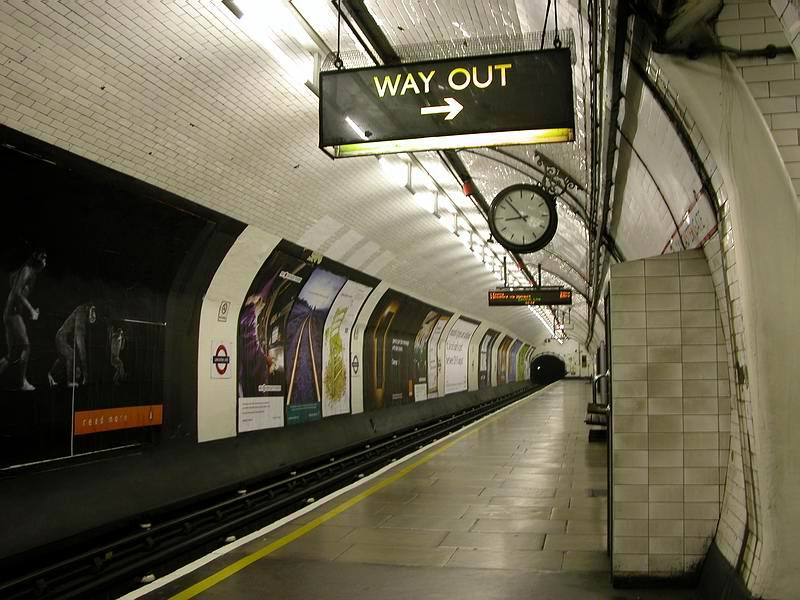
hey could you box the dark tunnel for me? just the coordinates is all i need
[531,355,567,386]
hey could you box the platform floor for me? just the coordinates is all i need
[141,381,697,599]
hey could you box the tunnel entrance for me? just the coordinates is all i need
[531,354,567,386]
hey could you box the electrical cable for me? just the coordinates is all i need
[540,0,552,50]
[334,0,344,69]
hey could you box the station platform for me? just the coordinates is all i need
[134,381,695,600]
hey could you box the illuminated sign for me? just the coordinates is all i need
[319,49,575,158]
[488,287,573,306]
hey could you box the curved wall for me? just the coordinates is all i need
[0,126,536,561]
[659,55,800,599]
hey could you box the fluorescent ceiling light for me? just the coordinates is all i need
[345,116,368,140]
[226,0,315,87]
[438,212,456,233]
[413,191,436,214]
[328,128,575,158]
[236,0,315,48]
[377,156,409,187]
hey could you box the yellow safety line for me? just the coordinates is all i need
[169,392,534,599]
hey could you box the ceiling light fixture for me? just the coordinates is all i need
[223,0,316,88]
[345,116,368,140]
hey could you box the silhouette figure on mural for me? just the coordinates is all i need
[0,249,46,391]
[48,303,96,388]
[109,325,126,384]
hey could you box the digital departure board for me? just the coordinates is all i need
[488,287,573,306]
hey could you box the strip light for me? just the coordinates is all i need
[330,128,575,157]
[224,0,316,87]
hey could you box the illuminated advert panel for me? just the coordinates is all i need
[319,48,575,158]
[488,287,573,306]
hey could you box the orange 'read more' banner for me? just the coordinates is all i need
[74,405,163,436]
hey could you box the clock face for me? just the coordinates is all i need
[488,183,558,253]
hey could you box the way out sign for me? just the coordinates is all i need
[319,48,574,158]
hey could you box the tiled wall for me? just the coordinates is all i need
[703,231,761,586]
[718,0,800,196]
[610,249,730,577]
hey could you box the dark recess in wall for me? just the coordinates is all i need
[531,354,566,385]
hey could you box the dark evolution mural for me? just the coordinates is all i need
[0,130,213,469]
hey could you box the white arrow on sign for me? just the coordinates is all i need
[420,97,463,121]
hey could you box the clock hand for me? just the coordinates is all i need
[503,216,528,221]
[507,200,527,220]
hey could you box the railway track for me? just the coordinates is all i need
[0,385,537,600]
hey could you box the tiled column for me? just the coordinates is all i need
[610,249,729,579]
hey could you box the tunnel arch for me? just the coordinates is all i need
[530,353,567,386]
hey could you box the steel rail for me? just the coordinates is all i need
[0,386,537,599]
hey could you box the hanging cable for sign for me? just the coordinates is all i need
[554,0,561,48]
[540,0,551,51]
[334,0,344,69]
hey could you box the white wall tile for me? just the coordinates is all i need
[646,311,682,328]
[645,277,680,293]
[614,277,646,294]
[645,260,680,277]
[646,294,681,311]
[648,397,683,415]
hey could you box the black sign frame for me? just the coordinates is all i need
[319,48,575,158]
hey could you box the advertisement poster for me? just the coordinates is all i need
[1,129,211,468]
[478,329,500,389]
[523,346,534,379]
[509,339,523,382]
[237,249,313,432]
[516,343,529,382]
[320,280,372,418]
[443,318,479,395]
[496,336,513,384]
[362,290,448,411]
[285,268,347,425]
[426,315,450,399]
[413,310,440,402]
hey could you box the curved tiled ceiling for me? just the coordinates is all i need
[0,0,720,348]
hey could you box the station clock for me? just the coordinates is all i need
[487,183,558,253]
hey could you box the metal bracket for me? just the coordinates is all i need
[534,151,584,198]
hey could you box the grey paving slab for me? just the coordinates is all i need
[551,507,608,521]
[412,492,493,505]
[461,505,552,520]
[323,511,393,528]
[376,501,472,517]
[562,551,611,572]
[339,526,448,547]
[472,518,568,534]
[445,548,565,571]
[567,519,609,534]
[379,515,478,531]
[481,486,557,498]
[486,495,571,508]
[543,534,607,552]
[335,542,457,567]
[440,531,546,551]
[267,539,353,561]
